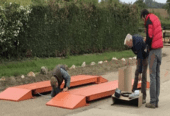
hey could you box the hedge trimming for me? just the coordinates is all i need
[0,2,140,58]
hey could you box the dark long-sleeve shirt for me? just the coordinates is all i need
[131,34,149,73]
[52,65,70,88]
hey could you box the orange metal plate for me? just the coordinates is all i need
[15,81,51,94]
[46,92,87,109]
[47,81,118,109]
[0,87,32,101]
[60,75,99,88]
[96,76,108,83]
[17,75,105,93]
[69,81,118,101]
[137,81,150,89]
[16,81,50,89]
[0,75,107,101]
[15,75,105,94]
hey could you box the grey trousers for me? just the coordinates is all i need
[132,58,148,100]
[148,49,162,105]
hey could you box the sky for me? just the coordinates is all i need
[98,0,167,4]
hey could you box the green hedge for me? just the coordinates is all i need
[0,2,140,58]
[161,21,170,29]
[139,21,170,30]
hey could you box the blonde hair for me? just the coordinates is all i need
[50,76,58,87]
[124,34,132,45]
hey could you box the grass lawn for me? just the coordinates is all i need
[0,50,135,77]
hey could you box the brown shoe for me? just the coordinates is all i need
[155,104,158,108]
[145,103,156,108]
[142,99,146,104]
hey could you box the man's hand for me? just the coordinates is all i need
[138,74,142,81]
[63,87,68,92]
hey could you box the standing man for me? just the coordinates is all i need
[124,34,148,104]
[141,9,163,108]
[50,64,70,97]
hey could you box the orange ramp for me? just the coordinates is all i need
[46,80,150,109]
[60,75,107,89]
[15,75,107,94]
[0,87,32,102]
[46,92,87,109]
[15,81,51,94]
[0,75,107,102]
[137,81,150,89]
[46,81,116,109]
[69,81,118,101]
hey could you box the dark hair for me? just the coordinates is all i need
[140,9,149,18]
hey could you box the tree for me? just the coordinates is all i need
[145,0,153,7]
[145,0,165,8]
[100,0,119,3]
[134,0,147,9]
[166,0,170,15]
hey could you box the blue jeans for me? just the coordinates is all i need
[51,87,61,98]
[132,58,148,100]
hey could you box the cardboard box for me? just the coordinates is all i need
[112,92,143,107]
[118,66,132,92]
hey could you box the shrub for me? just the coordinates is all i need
[0,1,140,58]
[0,3,31,58]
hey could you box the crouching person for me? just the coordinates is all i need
[50,64,70,97]
[124,34,149,104]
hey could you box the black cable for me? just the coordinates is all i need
[121,92,131,97]
[36,92,51,100]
